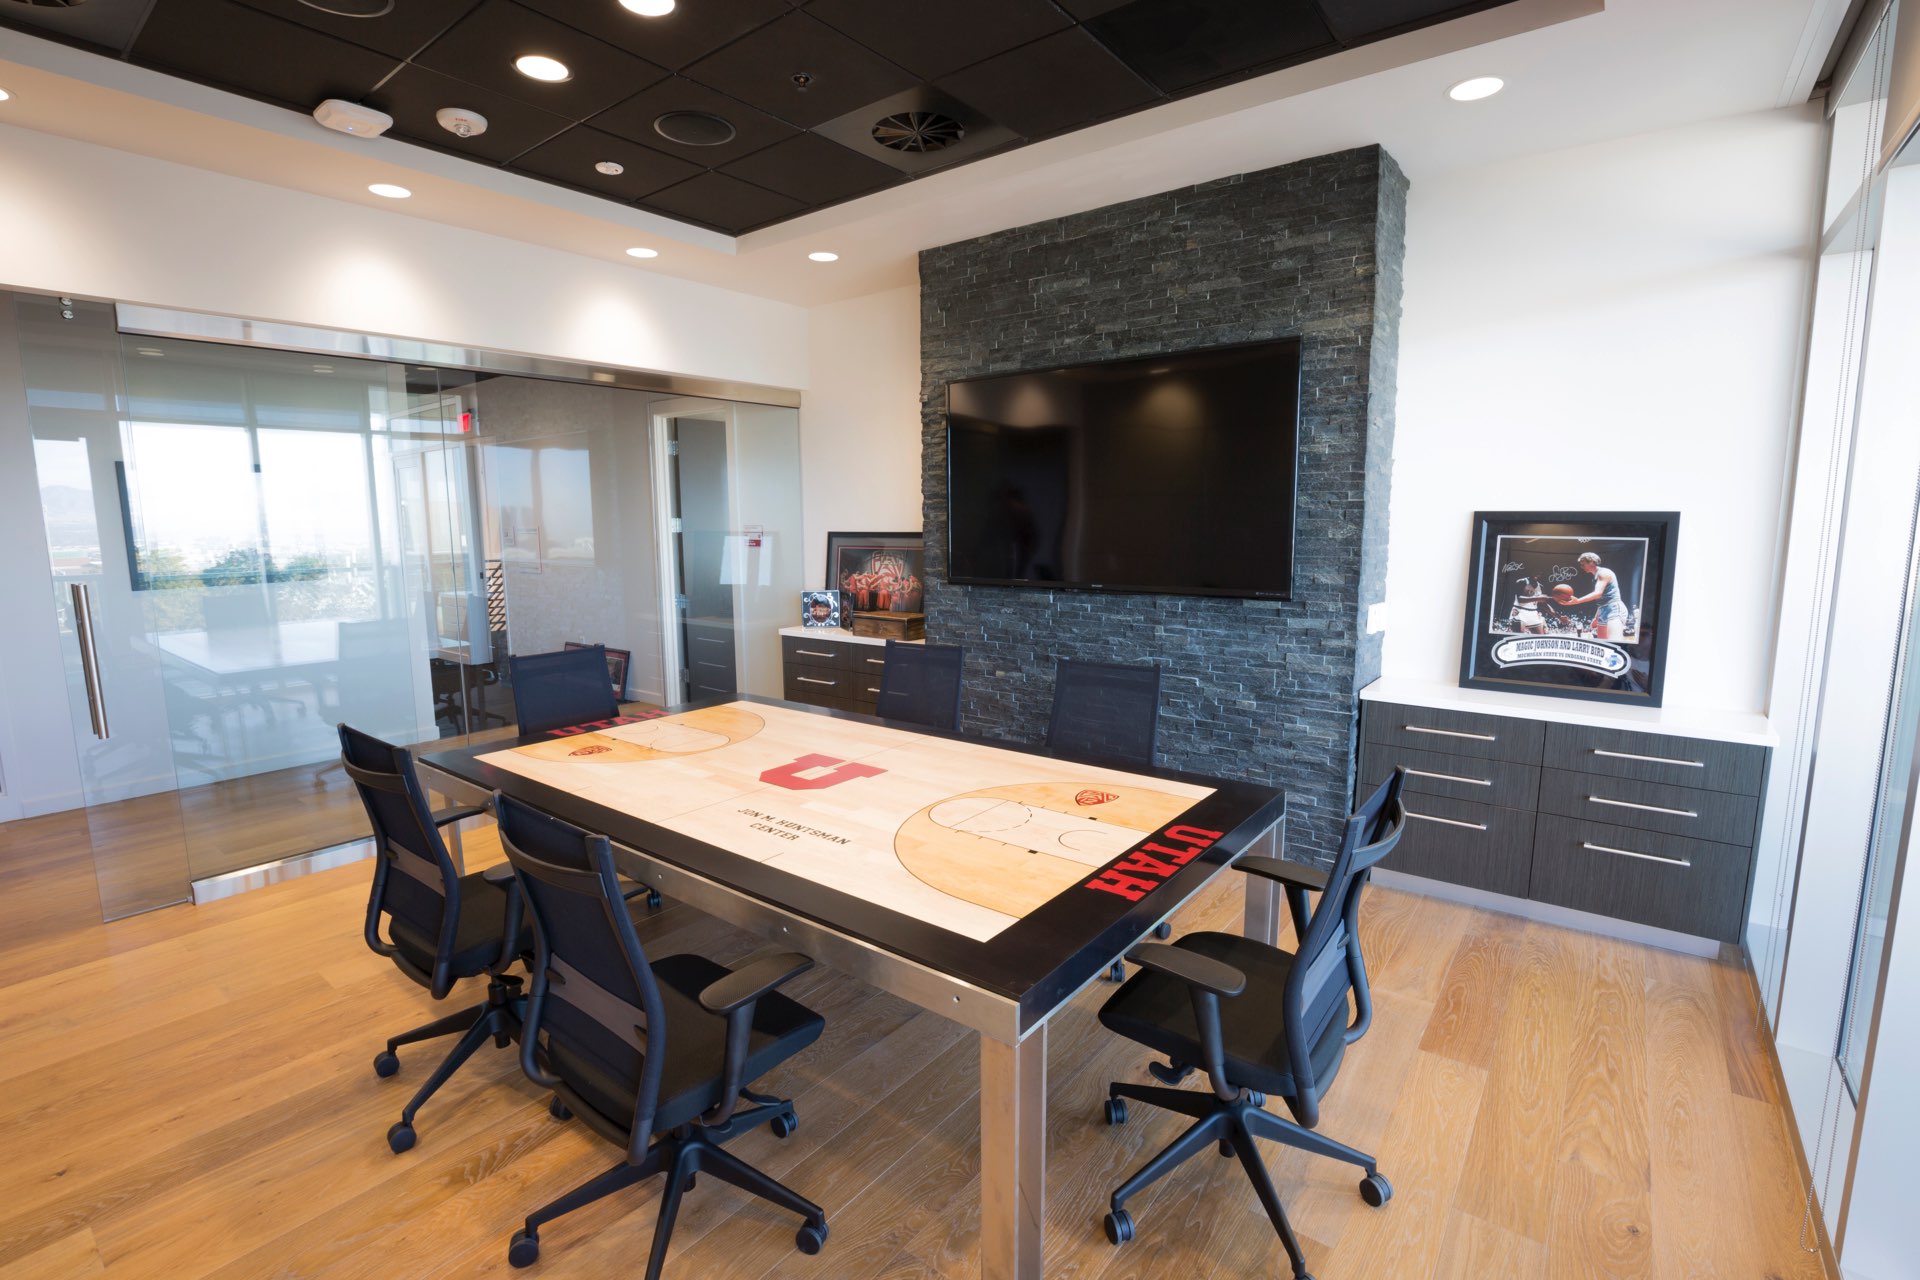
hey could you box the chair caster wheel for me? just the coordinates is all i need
[771,1110,798,1138]
[1106,961,1126,982]
[1104,1098,1128,1126]
[508,1229,539,1268]
[1359,1172,1393,1207]
[1153,922,1172,940]
[1104,1209,1135,1245]
[795,1218,829,1255]
[548,1097,571,1121]
[646,889,663,911]
[373,1051,399,1079]
[387,1122,416,1154]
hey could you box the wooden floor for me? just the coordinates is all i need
[0,811,1831,1280]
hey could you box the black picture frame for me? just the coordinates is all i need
[564,640,632,700]
[800,590,842,628]
[1458,511,1679,706]
[825,531,925,614]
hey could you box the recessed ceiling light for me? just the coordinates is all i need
[625,247,660,259]
[0,89,12,104]
[595,160,625,176]
[1447,76,1504,102]
[515,54,572,83]
[368,183,412,199]
[620,0,676,14]
[808,251,839,263]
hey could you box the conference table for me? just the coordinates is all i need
[418,694,1286,1279]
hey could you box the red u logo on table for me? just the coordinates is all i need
[760,753,886,791]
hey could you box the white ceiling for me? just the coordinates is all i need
[0,0,1854,309]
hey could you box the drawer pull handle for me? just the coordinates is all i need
[1406,725,1496,742]
[1587,795,1698,819]
[796,676,836,687]
[1405,767,1491,787]
[697,661,727,670]
[1581,840,1691,868]
[865,657,886,666]
[795,649,834,659]
[1406,810,1488,831]
[694,636,726,646]
[1592,748,1703,768]
[864,685,880,695]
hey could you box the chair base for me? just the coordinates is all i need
[1102,1081,1385,1280]
[376,972,524,1153]
[510,1099,824,1279]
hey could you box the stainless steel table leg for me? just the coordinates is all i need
[980,1022,1047,1279]
[1242,816,1284,946]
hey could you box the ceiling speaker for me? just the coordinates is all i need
[653,111,737,147]
[296,0,395,16]
[871,110,966,153]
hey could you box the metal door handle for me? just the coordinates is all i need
[1581,840,1690,868]
[1406,810,1487,831]
[1592,748,1703,768]
[1405,767,1491,787]
[70,582,110,740]
[1406,725,1496,742]
[1587,795,1697,818]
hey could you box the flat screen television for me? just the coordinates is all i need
[944,337,1301,600]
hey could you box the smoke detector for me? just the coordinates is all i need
[313,98,393,137]
[435,107,489,139]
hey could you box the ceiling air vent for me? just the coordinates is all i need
[871,111,965,154]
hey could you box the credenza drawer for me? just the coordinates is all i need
[1530,814,1750,941]
[1360,741,1539,811]
[1363,701,1544,764]
[1380,794,1533,898]
[1542,723,1766,796]
[784,668,851,706]
[1537,768,1758,843]
[782,635,850,672]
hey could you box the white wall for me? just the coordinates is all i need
[1385,105,1824,714]
[0,124,807,389]
[800,287,923,589]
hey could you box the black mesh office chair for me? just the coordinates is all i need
[495,793,830,1276]
[874,639,964,730]
[1094,769,1408,1280]
[339,724,528,1154]
[1046,657,1162,771]
[510,645,620,737]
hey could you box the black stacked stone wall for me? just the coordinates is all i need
[919,145,1407,866]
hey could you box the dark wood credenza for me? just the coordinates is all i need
[778,627,914,715]
[1356,684,1773,944]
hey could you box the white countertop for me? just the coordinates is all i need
[779,625,923,648]
[1360,677,1777,747]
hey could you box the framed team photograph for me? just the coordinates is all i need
[1458,511,1680,706]
[800,589,843,628]
[563,641,632,700]
[825,531,925,613]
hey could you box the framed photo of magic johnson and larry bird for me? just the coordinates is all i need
[1458,511,1680,706]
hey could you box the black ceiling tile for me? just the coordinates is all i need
[679,11,918,129]
[515,0,790,72]
[640,172,805,234]
[370,65,573,164]
[1311,0,1507,43]
[805,0,1073,81]
[718,132,903,206]
[1084,0,1336,94]
[937,27,1159,140]
[1054,0,1136,17]
[509,125,704,199]
[413,0,667,119]
[591,76,799,167]
[228,0,483,60]
[0,1,151,54]
[130,0,400,112]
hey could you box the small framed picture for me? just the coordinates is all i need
[563,641,633,700]
[1459,512,1679,706]
[800,589,842,629]
[826,531,925,614]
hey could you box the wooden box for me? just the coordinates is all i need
[849,611,925,641]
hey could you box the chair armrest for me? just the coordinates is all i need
[431,803,487,828]
[699,952,815,1016]
[1234,856,1328,892]
[482,862,516,888]
[1124,943,1246,998]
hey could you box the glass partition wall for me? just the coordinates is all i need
[9,292,801,916]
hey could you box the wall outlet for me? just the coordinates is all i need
[1366,602,1389,634]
